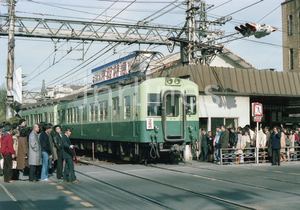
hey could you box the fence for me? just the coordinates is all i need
[220,146,300,165]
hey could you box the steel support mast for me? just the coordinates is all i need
[6,0,15,119]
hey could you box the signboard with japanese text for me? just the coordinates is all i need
[252,103,263,117]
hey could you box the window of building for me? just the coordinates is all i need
[290,48,294,69]
[186,95,197,115]
[124,96,131,119]
[288,15,293,35]
[147,93,161,117]
[112,97,120,119]
[83,104,88,122]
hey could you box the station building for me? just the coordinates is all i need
[151,49,300,133]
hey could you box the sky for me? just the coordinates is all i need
[0,0,284,93]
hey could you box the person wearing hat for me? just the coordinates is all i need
[62,127,80,184]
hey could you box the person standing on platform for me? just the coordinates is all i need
[265,126,272,163]
[28,124,42,182]
[229,127,238,163]
[0,124,15,183]
[12,129,20,180]
[53,125,63,179]
[219,125,229,163]
[199,129,209,162]
[213,126,222,164]
[270,126,281,166]
[46,124,56,176]
[62,127,80,184]
[18,119,26,132]
[17,128,29,177]
[40,124,52,181]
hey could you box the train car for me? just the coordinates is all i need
[22,76,199,162]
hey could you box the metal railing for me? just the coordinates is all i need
[219,146,300,165]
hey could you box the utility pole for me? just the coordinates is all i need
[6,0,15,119]
[185,0,197,65]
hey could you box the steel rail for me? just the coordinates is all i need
[147,164,300,197]
[77,160,255,210]
[74,164,175,210]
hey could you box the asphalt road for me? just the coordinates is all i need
[1,161,300,210]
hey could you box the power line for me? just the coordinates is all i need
[257,4,281,22]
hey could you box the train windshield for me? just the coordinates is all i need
[186,95,197,115]
[166,94,180,117]
[147,93,161,116]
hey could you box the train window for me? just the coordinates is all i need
[49,112,54,124]
[124,96,130,119]
[186,95,197,115]
[90,103,98,121]
[166,94,180,117]
[61,109,66,123]
[57,111,60,124]
[147,93,161,117]
[38,114,42,123]
[112,97,120,119]
[73,107,79,123]
[44,112,48,123]
[68,108,73,123]
[83,104,88,122]
[90,104,94,121]
[99,101,108,121]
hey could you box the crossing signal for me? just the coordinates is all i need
[235,23,278,38]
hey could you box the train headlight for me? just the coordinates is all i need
[189,126,193,133]
[166,78,173,85]
[174,78,181,84]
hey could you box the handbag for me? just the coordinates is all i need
[286,139,292,147]
[12,160,17,169]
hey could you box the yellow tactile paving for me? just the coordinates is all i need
[56,186,64,189]
[80,202,94,207]
[273,171,283,173]
[289,173,300,175]
[258,169,267,171]
[71,196,82,200]
[63,191,74,194]
[50,183,57,185]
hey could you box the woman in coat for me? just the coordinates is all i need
[11,129,20,180]
[280,127,287,162]
[17,128,29,173]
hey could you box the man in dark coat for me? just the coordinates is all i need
[219,125,229,163]
[0,124,15,183]
[264,126,272,163]
[53,125,63,179]
[270,126,281,166]
[199,129,209,162]
[62,127,80,183]
[229,127,238,163]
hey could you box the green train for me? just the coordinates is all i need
[22,76,199,161]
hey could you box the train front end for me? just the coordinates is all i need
[139,77,199,159]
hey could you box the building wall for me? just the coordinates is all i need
[198,95,250,131]
[282,0,300,72]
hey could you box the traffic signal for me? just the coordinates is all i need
[235,23,278,38]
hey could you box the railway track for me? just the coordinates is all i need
[77,160,256,210]
[146,163,300,196]
[74,168,175,210]
[177,162,300,185]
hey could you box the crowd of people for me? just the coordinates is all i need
[0,119,80,184]
[200,124,300,165]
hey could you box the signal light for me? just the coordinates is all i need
[234,23,278,38]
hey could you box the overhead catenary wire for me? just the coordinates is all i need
[27,0,137,91]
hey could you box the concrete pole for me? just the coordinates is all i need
[6,0,15,119]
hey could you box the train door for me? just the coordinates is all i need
[162,90,186,141]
